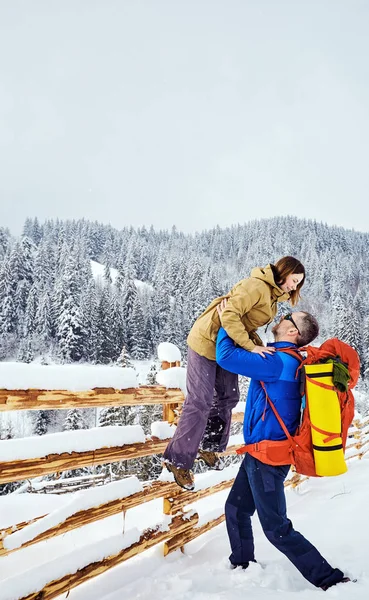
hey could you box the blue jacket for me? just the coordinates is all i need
[216,328,302,444]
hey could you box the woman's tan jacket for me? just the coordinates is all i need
[187,264,290,360]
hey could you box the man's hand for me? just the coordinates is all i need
[216,298,228,317]
[217,299,275,358]
[251,345,276,358]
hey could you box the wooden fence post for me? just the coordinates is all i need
[161,360,181,423]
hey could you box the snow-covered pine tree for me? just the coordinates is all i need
[185,255,208,326]
[137,361,166,481]
[121,275,138,329]
[0,257,17,335]
[80,280,99,362]
[116,345,134,369]
[115,264,126,293]
[362,317,369,380]
[103,262,112,284]
[55,254,86,362]
[130,295,150,360]
[110,291,125,361]
[23,284,38,337]
[96,286,115,363]
[57,294,85,362]
[0,424,22,495]
[99,404,137,480]
[33,411,51,436]
[0,226,10,260]
[338,305,360,354]
[63,408,87,431]
[17,337,34,363]
[146,362,158,385]
[61,409,89,478]
[36,290,54,346]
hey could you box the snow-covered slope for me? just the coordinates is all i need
[69,458,369,600]
[0,458,369,599]
[90,260,153,293]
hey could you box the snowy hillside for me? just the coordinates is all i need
[90,259,153,294]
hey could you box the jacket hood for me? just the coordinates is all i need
[250,264,290,302]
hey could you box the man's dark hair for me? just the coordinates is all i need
[296,312,319,347]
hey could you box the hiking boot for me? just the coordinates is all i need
[197,449,224,470]
[320,576,355,591]
[165,462,195,491]
[229,559,257,570]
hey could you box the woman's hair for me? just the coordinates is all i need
[273,256,305,307]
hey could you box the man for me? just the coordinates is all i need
[216,307,350,591]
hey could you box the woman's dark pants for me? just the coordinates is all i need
[163,347,239,469]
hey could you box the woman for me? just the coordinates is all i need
[163,256,305,490]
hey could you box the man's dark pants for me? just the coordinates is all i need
[225,454,344,588]
[163,347,239,469]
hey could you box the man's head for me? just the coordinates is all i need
[271,311,319,347]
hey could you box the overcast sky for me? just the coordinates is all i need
[1,0,368,235]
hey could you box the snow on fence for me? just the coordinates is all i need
[0,353,368,600]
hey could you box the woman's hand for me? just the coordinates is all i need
[216,298,228,317]
[251,345,276,358]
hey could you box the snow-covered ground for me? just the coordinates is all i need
[1,457,369,599]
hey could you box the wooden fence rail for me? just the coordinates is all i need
[0,438,242,484]
[0,386,184,412]
[22,513,200,600]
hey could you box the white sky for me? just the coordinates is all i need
[1,0,369,234]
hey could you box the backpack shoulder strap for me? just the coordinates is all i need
[276,347,304,380]
[260,382,298,448]
[276,347,303,362]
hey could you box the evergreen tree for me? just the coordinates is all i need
[99,404,137,480]
[104,263,112,284]
[23,284,38,337]
[33,411,51,435]
[121,276,138,326]
[0,226,10,259]
[362,317,369,380]
[96,286,115,363]
[0,287,16,335]
[146,362,158,385]
[116,345,134,369]
[57,294,85,361]
[130,295,150,359]
[36,290,54,344]
[0,424,23,495]
[99,406,134,427]
[63,408,87,431]
[56,254,86,362]
[17,337,34,363]
[110,291,125,361]
[138,363,163,480]
[115,264,125,293]
[62,409,89,478]
[337,305,360,354]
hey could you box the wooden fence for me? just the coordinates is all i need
[0,363,368,600]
